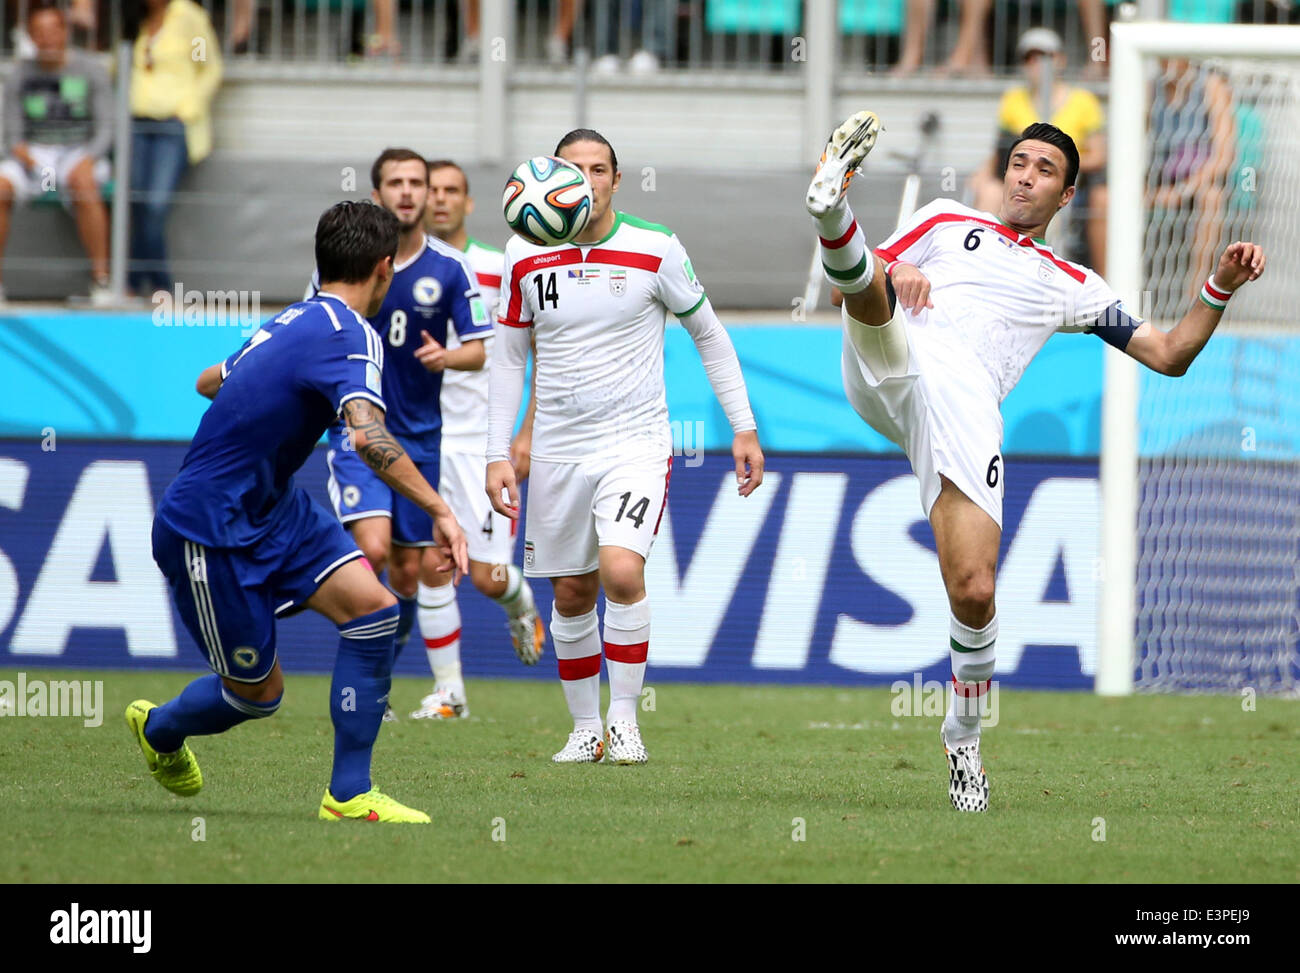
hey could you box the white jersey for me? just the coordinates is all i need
[498,212,708,463]
[439,236,504,452]
[875,198,1124,402]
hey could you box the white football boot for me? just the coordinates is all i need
[552,729,605,763]
[506,584,546,666]
[409,686,469,720]
[605,721,648,765]
[942,725,989,812]
[805,109,882,218]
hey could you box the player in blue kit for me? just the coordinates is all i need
[312,149,493,719]
[127,200,469,823]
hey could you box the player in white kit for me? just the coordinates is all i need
[405,158,547,721]
[487,130,765,764]
[807,112,1266,811]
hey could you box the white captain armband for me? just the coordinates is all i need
[1085,301,1142,352]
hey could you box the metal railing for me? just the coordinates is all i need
[5,1,1293,74]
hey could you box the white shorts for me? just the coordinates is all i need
[439,445,517,565]
[523,452,673,577]
[840,309,1005,528]
[0,144,109,206]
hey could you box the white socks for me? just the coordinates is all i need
[419,580,463,695]
[491,564,532,619]
[813,200,874,294]
[944,613,997,743]
[603,598,651,726]
[550,608,602,735]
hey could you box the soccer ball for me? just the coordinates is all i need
[502,156,593,247]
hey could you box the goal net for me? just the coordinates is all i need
[1100,24,1300,695]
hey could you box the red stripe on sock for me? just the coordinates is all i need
[424,628,461,649]
[557,653,602,680]
[951,675,990,697]
[819,219,859,250]
[604,640,648,664]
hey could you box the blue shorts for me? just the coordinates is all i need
[152,488,363,683]
[325,443,441,547]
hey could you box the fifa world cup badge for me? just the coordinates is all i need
[609,271,627,297]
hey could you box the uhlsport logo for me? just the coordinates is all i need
[50,903,151,953]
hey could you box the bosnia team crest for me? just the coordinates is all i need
[413,276,443,305]
[232,646,260,669]
[609,271,627,297]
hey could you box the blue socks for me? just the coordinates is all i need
[329,602,400,802]
[393,594,417,662]
[145,673,281,753]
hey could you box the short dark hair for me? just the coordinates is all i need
[1006,122,1080,188]
[427,158,469,194]
[554,129,618,173]
[370,148,429,190]
[315,201,400,285]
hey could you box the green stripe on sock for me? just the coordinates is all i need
[823,254,868,282]
[950,636,994,653]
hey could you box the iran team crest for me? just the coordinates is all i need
[1037,259,1056,283]
[609,270,627,297]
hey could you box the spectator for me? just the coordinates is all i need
[968,28,1108,273]
[590,0,672,75]
[1148,57,1237,306]
[128,0,222,297]
[0,3,113,304]
[893,0,991,77]
[462,0,581,64]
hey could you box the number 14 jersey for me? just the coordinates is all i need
[498,212,707,463]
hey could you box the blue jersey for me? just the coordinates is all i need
[314,236,493,462]
[157,294,386,549]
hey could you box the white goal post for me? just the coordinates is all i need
[1097,22,1300,695]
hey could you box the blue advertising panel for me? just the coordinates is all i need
[0,442,1100,689]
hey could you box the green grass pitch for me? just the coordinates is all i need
[2,668,1296,883]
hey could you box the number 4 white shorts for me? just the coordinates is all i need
[440,446,518,565]
[840,306,1006,529]
[523,452,673,577]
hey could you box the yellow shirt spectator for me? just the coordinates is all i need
[130,0,222,164]
[997,86,1104,153]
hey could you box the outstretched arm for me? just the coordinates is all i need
[1124,242,1266,377]
[196,363,224,399]
[343,398,468,578]
[678,298,764,496]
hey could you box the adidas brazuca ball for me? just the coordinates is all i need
[502,156,593,246]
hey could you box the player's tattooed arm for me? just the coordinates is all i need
[342,397,469,577]
[343,398,404,471]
